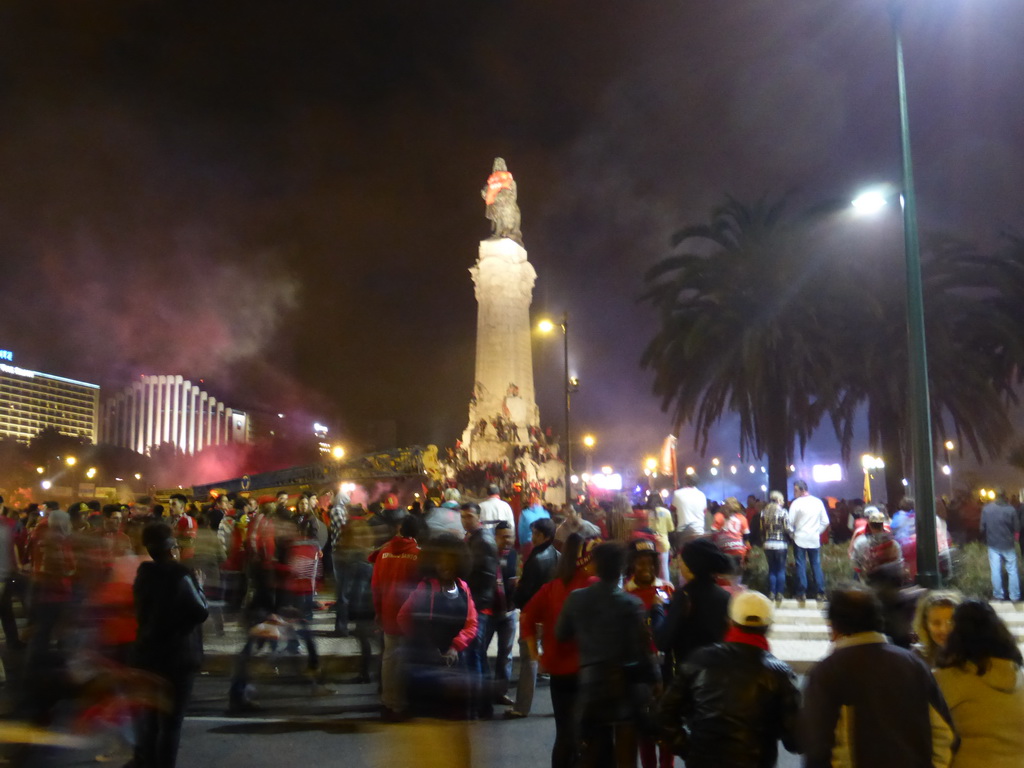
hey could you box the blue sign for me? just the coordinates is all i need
[0,350,11,361]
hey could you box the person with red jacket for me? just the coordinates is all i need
[397,533,478,720]
[370,516,422,718]
[520,534,599,768]
[168,494,197,562]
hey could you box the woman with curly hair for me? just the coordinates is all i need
[934,600,1024,766]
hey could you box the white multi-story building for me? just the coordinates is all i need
[0,353,100,443]
[101,375,251,456]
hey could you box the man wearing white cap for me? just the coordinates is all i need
[659,590,800,768]
[851,506,903,582]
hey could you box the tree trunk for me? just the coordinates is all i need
[879,420,905,509]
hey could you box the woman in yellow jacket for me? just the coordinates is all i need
[933,600,1024,767]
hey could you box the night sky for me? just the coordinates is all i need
[2,0,1022,494]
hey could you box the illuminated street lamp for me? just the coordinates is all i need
[134,473,142,481]
[36,466,44,474]
[41,480,52,490]
[65,456,77,467]
[86,467,97,479]
[583,434,596,474]
[331,445,346,460]
[537,312,574,498]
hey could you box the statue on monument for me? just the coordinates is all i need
[482,157,523,245]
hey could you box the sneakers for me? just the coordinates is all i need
[774,593,783,608]
[504,710,527,719]
[797,596,806,608]
[816,594,826,607]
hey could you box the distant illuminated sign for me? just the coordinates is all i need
[812,463,843,483]
[0,350,12,361]
[590,472,623,491]
[0,363,35,379]
[313,422,329,434]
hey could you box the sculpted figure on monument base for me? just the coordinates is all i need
[482,157,523,245]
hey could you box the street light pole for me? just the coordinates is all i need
[891,0,940,588]
[561,312,573,502]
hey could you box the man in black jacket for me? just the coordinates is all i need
[556,541,659,768]
[659,590,799,768]
[461,502,498,718]
[507,517,559,717]
[134,522,209,768]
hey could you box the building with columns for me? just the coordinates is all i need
[100,375,251,456]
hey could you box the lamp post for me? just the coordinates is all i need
[538,313,575,503]
[890,0,940,588]
[583,434,596,475]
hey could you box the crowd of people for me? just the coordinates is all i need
[1,476,1024,767]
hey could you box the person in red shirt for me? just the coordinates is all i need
[370,516,421,718]
[168,494,197,562]
[711,497,751,567]
[28,507,76,662]
[625,538,675,768]
[520,534,598,768]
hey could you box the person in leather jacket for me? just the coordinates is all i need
[461,502,498,718]
[657,590,800,768]
[133,521,210,768]
[508,517,560,717]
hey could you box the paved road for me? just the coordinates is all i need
[1,671,803,767]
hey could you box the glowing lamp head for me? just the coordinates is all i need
[65,456,77,467]
[331,445,346,460]
[852,189,889,213]
[644,456,657,471]
[583,434,596,448]
[537,318,556,334]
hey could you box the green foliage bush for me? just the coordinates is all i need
[743,540,1022,599]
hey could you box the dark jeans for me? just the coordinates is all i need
[765,547,787,595]
[0,576,25,646]
[794,545,825,597]
[135,669,194,768]
[484,610,517,693]
[550,674,579,768]
[333,556,373,634]
[463,612,493,717]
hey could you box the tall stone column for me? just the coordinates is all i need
[462,236,539,462]
[145,376,156,453]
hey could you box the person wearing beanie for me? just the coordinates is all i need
[654,538,732,674]
[658,590,800,767]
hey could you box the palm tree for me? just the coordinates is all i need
[640,196,856,495]
[835,234,1023,506]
